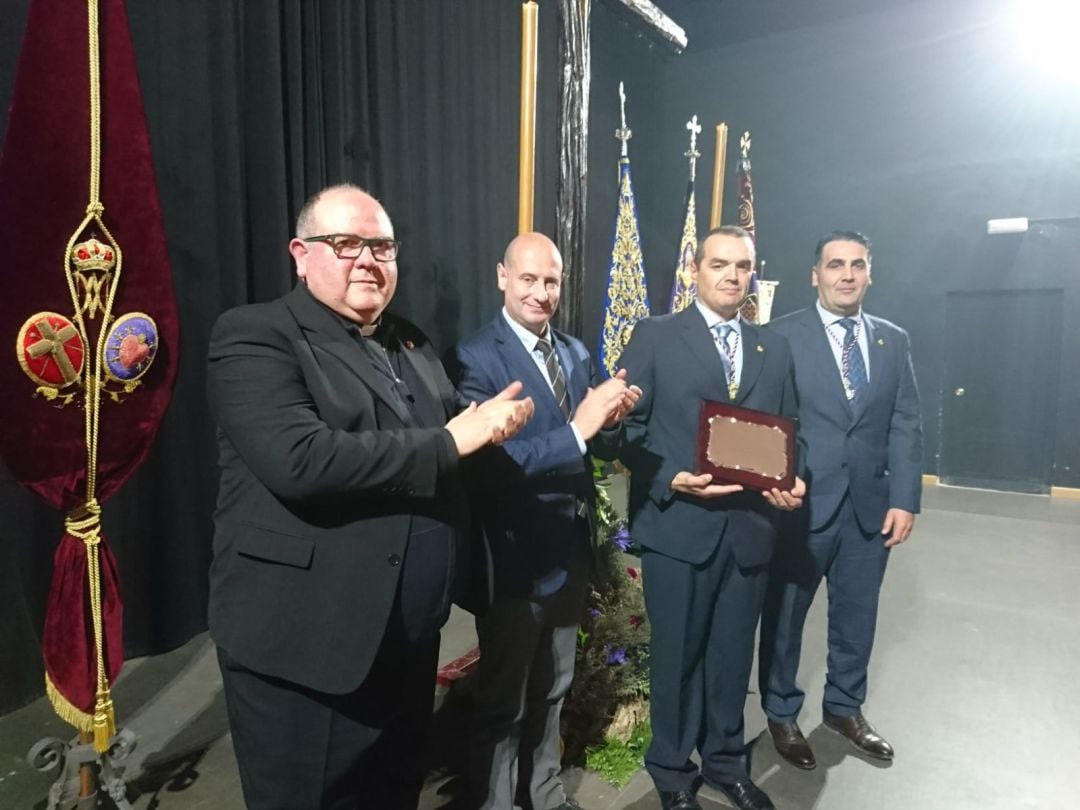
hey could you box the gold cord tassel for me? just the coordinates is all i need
[93,690,116,751]
[66,501,116,752]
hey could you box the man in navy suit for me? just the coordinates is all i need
[758,230,922,770]
[618,226,805,810]
[452,232,640,810]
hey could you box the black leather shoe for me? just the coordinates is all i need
[768,719,817,770]
[713,779,776,810]
[657,789,702,810]
[823,710,894,760]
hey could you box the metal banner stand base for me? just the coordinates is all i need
[28,728,137,810]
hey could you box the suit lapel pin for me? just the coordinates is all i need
[405,339,416,349]
[876,338,885,346]
[756,344,764,352]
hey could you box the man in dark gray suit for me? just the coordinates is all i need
[759,230,922,770]
[618,226,805,810]
[452,232,639,810]
[207,184,533,809]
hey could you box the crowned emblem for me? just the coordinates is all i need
[72,237,116,320]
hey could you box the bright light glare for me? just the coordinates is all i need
[1014,0,1080,78]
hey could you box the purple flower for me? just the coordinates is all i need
[611,527,632,551]
[589,608,602,618]
[606,645,628,666]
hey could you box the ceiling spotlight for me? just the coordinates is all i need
[1014,0,1080,79]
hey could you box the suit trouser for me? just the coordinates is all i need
[219,523,455,810]
[641,538,768,791]
[470,527,591,810]
[758,494,890,722]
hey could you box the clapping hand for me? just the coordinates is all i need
[446,381,534,456]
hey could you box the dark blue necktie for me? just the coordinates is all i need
[839,318,868,405]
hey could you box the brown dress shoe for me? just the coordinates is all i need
[767,720,817,770]
[822,711,894,760]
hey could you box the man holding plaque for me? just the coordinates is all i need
[758,230,922,769]
[619,225,805,810]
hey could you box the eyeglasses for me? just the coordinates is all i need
[303,233,400,261]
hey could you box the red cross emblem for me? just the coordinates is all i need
[17,312,85,388]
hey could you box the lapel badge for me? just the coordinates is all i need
[877,338,885,346]
[756,344,764,353]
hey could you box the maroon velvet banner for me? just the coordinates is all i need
[0,0,178,724]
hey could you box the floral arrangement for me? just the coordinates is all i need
[561,463,651,785]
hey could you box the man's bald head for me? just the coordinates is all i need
[497,232,564,336]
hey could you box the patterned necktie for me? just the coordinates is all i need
[536,336,570,421]
[839,318,868,404]
[713,323,739,397]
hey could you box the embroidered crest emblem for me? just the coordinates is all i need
[71,237,116,320]
[17,312,85,402]
[103,312,158,384]
[16,233,164,405]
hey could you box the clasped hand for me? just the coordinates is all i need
[570,368,642,440]
[446,381,534,456]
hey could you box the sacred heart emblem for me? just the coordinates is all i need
[103,312,159,383]
[118,334,150,368]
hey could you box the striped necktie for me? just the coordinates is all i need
[535,336,570,421]
[839,318,868,405]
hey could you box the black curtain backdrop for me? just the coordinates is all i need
[0,0,563,715]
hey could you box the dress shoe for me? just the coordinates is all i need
[823,710,895,760]
[768,719,817,770]
[657,789,702,810]
[713,779,776,810]
[552,800,586,810]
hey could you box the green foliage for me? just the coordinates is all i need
[584,720,652,788]
[562,467,650,767]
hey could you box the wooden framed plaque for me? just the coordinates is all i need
[695,401,796,492]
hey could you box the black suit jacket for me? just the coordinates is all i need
[206,285,463,694]
[619,306,800,569]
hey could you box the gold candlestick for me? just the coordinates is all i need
[709,122,728,228]
[518,1,539,233]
